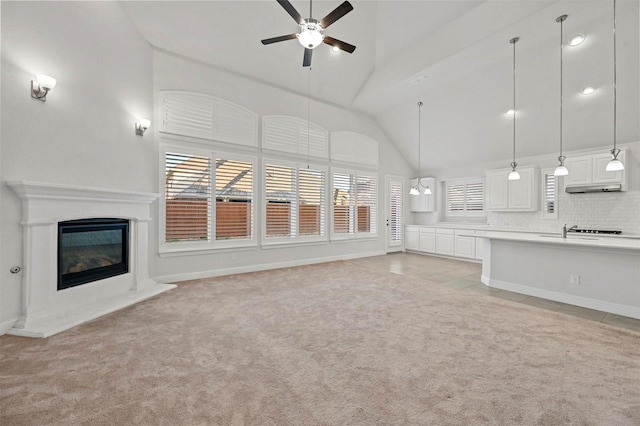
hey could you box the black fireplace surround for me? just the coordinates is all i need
[58,218,129,290]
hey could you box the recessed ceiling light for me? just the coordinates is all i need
[581,85,597,95]
[568,34,585,46]
[331,45,340,53]
[505,108,516,115]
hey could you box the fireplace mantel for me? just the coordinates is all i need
[7,181,175,338]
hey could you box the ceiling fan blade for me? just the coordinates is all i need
[261,34,298,45]
[303,48,313,67]
[319,1,353,29]
[323,36,356,54]
[277,0,304,24]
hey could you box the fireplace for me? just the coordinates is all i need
[58,218,130,290]
[6,181,176,338]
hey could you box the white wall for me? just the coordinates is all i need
[0,2,154,326]
[150,51,412,282]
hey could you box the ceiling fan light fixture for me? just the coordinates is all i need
[297,20,323,49]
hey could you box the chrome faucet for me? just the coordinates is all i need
[562,224,578,238]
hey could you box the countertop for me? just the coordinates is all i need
[405,223,640,240]
[467,230,640,251]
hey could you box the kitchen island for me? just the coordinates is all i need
[472,231,640,319]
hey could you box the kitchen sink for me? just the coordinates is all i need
[538,234,599,241]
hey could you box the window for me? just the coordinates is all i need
[445,178,485,218]
[332,170,377,238]
[542,169,558,219]
[163,148,255,252]
[264,160,326,243]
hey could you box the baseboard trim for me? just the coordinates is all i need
[154,250,386,283]
[487,278,640,320]
[0,318,18,336]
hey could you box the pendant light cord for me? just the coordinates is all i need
[559,18,564,159]
[510,37,519,167]
[307,67,311,169]
[418,101,422,178]
[613,0,617,152]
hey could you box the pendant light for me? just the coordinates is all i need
[507,37,521,181]
[410,101,432,195]
[606,0,624,172]
[554,15,569,176]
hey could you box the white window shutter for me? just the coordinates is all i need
[331,131,379,167]
[160,91,257,146]
[262,116,328,158]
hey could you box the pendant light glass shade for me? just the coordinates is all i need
[606,149,624,171]
[508,37,520,181]
[606,0,624,172]
[555,15,569,177]
[410,102,432,195]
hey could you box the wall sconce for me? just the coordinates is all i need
[135,119,151,136]
[31,75,57,102]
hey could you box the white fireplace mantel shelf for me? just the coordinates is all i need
[6,181,176,338]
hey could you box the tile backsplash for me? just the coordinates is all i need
[412,190,640,235]
[488,190,640,235]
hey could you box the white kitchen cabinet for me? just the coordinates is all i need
[454,231,476,259]
[435,228,455,256]
[592,151,625,184]
[486,166,539,211]
[564,150,626,187]
[409,178,436,212]
[419,227,436,252]
[405,226,419,251]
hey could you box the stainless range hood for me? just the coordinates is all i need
[565,184,622,194]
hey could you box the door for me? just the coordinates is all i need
[385,176,403,253]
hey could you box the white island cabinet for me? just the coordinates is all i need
[486,166,539,211]
[479,231,640,319]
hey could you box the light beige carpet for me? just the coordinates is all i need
[1,260,639,425]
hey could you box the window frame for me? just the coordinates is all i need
[330,168,379,241]
[262,157,328,247]
[444,177,486,219]
[160,144,257,254]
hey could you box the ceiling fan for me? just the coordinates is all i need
[261,0,356,67]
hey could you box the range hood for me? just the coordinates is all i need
[565,184,622,194]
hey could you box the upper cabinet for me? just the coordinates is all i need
[486,166,540,211]
[564,150,626,187]
[409,177,436,212]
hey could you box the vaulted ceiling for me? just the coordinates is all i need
[121,1,639,175]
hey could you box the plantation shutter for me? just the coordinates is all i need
[543,171,558,219]
[215,159,253,240]
[262,116,328,158]
[389,181,403,243]
[165,152,211,242]
[298,167,325,236]
[466,180,485,217]
[356,175,377,233]
[446,179,485,217]
[333,172,354,234]
[265,164,295,237]
[447,182,466,215]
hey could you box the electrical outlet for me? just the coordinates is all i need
[570,274,580,285]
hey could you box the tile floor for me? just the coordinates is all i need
[348,252,640,332]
